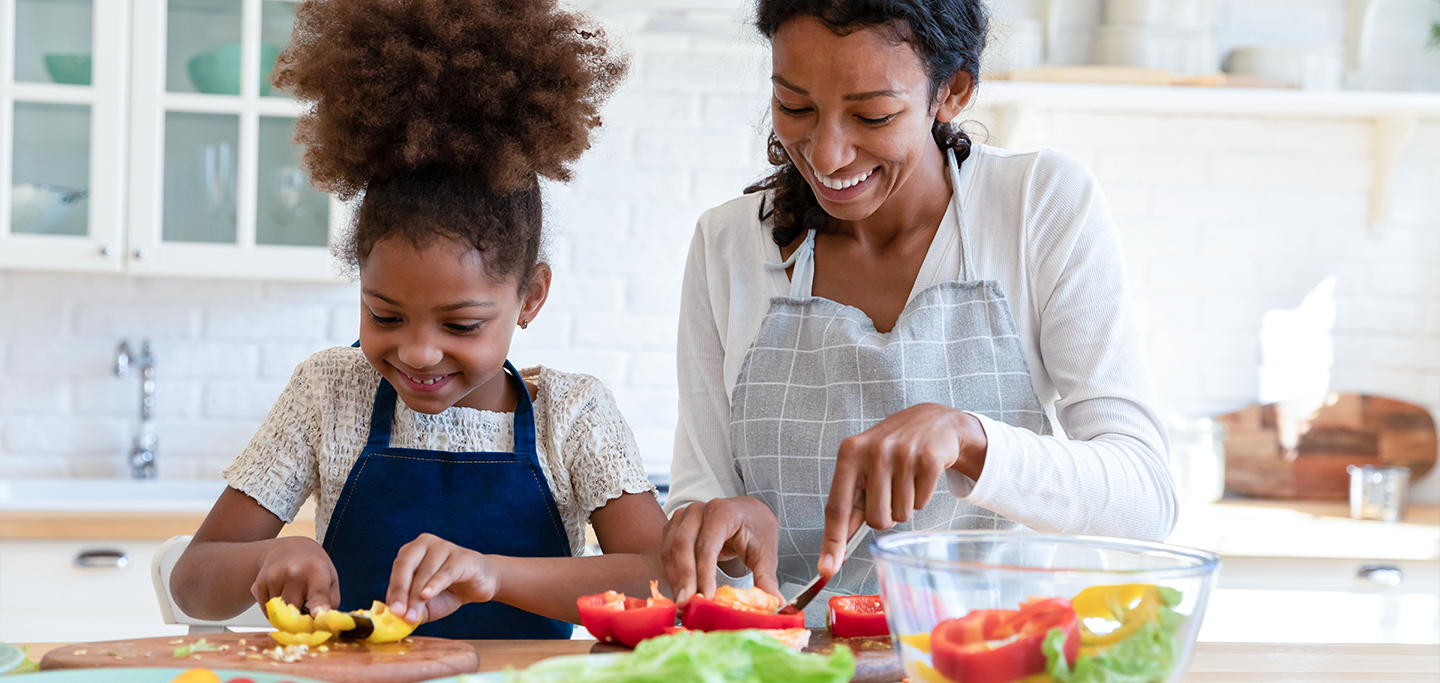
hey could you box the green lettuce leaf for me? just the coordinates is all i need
[172,637,222,658]
[512,630,855,683]
[1043,598,1187,683]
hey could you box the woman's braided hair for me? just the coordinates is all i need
[273,0,628,287]
[745,0,988,247]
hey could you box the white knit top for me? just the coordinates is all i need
[223,346,654,552]
[666,144,1177,543]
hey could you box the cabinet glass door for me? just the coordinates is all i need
[1,0,127,272]
[14,0,94,85]
[128,0,338,280]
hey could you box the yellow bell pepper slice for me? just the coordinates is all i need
[1072,584,1165,648]
[268,630,335,646]
[898,632,932,654]
[315,609,357,634]
[264,596,316,633]
[355,600,419,644]
[1071,584,1150,622]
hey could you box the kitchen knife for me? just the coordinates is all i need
[778,522,872,614]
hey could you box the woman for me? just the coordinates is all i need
[662,0,1176,624]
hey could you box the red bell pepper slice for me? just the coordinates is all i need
[680,594,805,631]
[827,594,889,638]
[576,581,677,647]
[931,597,1080,683]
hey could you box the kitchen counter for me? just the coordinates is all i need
[1168,499,1439,560]
[0,477,316,540]
[15,640,1440,682]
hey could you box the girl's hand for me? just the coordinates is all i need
[819,403,988,575]
[250,536,342,615]
[387,533,498,624]
[661,496,781,607]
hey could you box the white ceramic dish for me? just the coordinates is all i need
[1104,0,1217,28]
[0,641,26,674]
[1093,23,1219,75]
[1224,44,1343,90]
[10,183,86,234]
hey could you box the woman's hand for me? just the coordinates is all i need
[819,403,988,575]
[251,536,342,615]
[386,533,496,624]
[661,496,781,607]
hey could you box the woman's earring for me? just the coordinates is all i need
[519,319,529,329]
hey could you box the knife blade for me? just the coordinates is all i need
[778,522,872,614]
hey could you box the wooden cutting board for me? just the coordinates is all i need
[591,628,903,683]
[39,632,478,683]
[1218,393,1437,500]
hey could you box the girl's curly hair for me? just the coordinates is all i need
[745,0,987,248]
[272,0,628,285]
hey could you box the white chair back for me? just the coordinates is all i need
[151,535,270,634]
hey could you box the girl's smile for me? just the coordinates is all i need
[357,236,549,415]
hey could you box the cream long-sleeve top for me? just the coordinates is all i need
[665,144,1177,543]
[224,346,655,551]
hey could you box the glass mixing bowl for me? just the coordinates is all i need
[872,531,1220,683]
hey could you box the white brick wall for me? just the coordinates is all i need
[2,3,1437,503]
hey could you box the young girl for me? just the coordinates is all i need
[170,0,662,639]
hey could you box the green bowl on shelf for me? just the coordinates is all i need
[43,53,92,85]
[187,42,282,95]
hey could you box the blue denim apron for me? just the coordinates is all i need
[322,361,573,639]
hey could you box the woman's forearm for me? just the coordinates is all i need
[489,553,668,624]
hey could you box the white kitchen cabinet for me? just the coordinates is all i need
[0,0,346,281]
[0,0,129,273]
[0,539,187,642]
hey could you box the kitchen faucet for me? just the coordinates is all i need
[115,339,157,479]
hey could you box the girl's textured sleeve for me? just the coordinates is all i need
[560,374,654,518]
[962,151,1177,542]
[222,358,323,524]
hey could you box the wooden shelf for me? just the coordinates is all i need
[973,81,1440,119]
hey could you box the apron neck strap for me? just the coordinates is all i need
[947,147,976,282]
[366,360,537,455]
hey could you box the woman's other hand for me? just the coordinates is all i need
[819,403,988,575]
[251,536,342,615]
[661,496,781,607]
[386,533,495,624]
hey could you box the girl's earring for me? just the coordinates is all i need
[519,319,529,330]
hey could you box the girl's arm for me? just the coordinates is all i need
[171,487,340,620]
[386,490,669,624]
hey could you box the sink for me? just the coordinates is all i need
[0,478,228,512]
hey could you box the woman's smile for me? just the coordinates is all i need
[810,165,880,201]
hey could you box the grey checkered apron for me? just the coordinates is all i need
[729,161,1052,625]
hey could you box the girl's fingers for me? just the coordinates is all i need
[305,580,332,615]
[386,538,430,615]
[279,579,308,616]
[329,573,343,614]
[406,548,450,621]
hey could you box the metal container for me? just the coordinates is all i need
[1347,464,1410,522]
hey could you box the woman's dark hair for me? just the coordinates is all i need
[273,0,628,287]
[745,0,987,247]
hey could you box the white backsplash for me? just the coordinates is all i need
[1,2,1437,503]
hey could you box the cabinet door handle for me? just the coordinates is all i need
[1358,563,1402,586]
[75,549,131,569]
